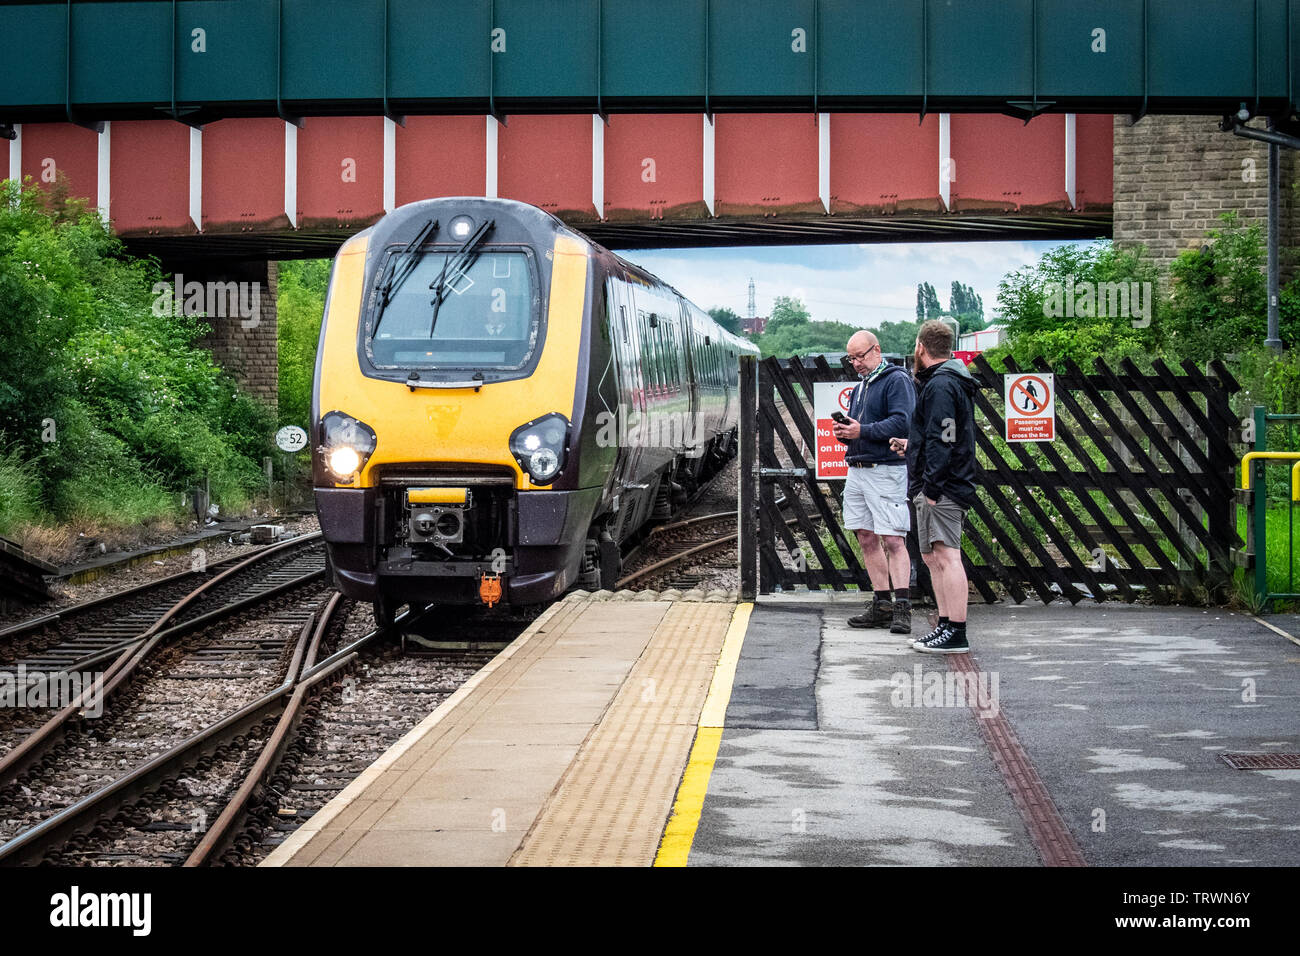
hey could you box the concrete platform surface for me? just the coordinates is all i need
[689,601,1300,867]
[263,594,737,867]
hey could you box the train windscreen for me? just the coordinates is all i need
[369,249,537,370]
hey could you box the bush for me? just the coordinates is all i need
[992,241,1161,369]
[0,177,278,534]
[277,258,331,431]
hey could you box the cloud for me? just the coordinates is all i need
[619,238,1099,327]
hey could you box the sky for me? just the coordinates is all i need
[617,239,1103,330]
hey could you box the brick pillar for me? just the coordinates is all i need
[158,258,279,411]
[1112,115,1298,281]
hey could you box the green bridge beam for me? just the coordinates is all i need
[1,0,1297,126]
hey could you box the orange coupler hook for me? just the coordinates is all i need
[479,573,503,608]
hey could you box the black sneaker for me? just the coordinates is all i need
[889,599,911,635]
[848,599,893,629]
[914,627,970,655]
[911,621,950,647]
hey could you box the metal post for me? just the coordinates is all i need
[738,354,757,601]
[1267,121,1282,351]
[1253,405,1269,606]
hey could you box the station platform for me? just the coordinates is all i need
[264,591,1300,868]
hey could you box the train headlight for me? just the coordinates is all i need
[509,413,569,485]
[319,411,378,483]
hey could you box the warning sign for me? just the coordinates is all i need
[1004,372,1055,442]
[814,381,857,479]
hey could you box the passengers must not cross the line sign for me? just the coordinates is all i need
[1004,373,1055,442]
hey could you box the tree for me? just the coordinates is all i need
[874,319,922,355]
[949,281,985,330]
[916,282,943,321]
[767,295,811,331]
[991,241,1158,367]
[757,319,858,359]
[707,306,742,334]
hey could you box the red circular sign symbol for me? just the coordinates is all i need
[838,387,854,411]
[1009,375,1051,416]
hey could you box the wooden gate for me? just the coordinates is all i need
[737,353,1243,604]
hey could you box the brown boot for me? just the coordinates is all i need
[848,598,893,628]
[890,599,912,635]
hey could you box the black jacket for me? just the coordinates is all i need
[906,358,979,507]
[844,362,914,466]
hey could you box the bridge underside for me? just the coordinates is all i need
[121,212,1110,260]
[4,112,1113,258]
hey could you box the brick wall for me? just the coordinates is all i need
[1112,114,1298,279]
[160,258,279,411]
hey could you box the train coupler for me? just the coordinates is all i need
[478,572,503,608]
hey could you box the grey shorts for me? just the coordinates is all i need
[914,493,966,553]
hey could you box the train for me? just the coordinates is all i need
[311,197,757,624]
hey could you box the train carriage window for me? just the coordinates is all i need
[370,248,537,369]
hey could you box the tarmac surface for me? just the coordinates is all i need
[691,599,1300,867]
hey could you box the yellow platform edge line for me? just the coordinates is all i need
[653,602,752,868]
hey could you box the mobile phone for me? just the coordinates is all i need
[831,411,849,424]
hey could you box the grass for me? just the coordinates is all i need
[1236,502,1300,603]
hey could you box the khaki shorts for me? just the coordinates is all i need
[843,465,910,536]
[914,493,966,553]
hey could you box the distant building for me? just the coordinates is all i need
[742,315,768,336]
[959,324,1005,353]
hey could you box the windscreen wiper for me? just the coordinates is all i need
[380,218,438,306]
[429,219,495,337]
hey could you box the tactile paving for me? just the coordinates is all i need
[510,602,735,866]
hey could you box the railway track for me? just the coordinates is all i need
[0,594,496,866]
[0,535,330,864]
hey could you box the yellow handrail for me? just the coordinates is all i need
[1239,451,1300,490]
[1293,461,1300,502]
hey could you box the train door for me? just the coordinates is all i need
[679,300,700,448]
[605,278,645,506]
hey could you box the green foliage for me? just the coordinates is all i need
[0,178,276,532]
[874,319,922,355]
[992,241,1159,368]
[758,319,859,358]
[0,446,41,538]
[277,258,331,431]
[948,281,985,330]
[916,281,942,321]
[707,305,742,335]
[767,295,811,330]
[1164,213,1282,362]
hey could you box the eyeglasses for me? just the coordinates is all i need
[848,345,880,361]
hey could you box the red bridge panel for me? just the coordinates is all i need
[297,116,385,230]
[1075,113,1114,210]
[830,113,943,215]
[110,120,191,235]
[395,116,486,205]
[21,123,99,207]
[950,114,1069,213]
[604,113,706,221]
[715,113,821,217]
[202,118,288,233]
[498,114,595,221]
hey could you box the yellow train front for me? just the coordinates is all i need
[312,198,755,623]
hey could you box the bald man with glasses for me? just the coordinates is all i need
[832,330,916,634]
